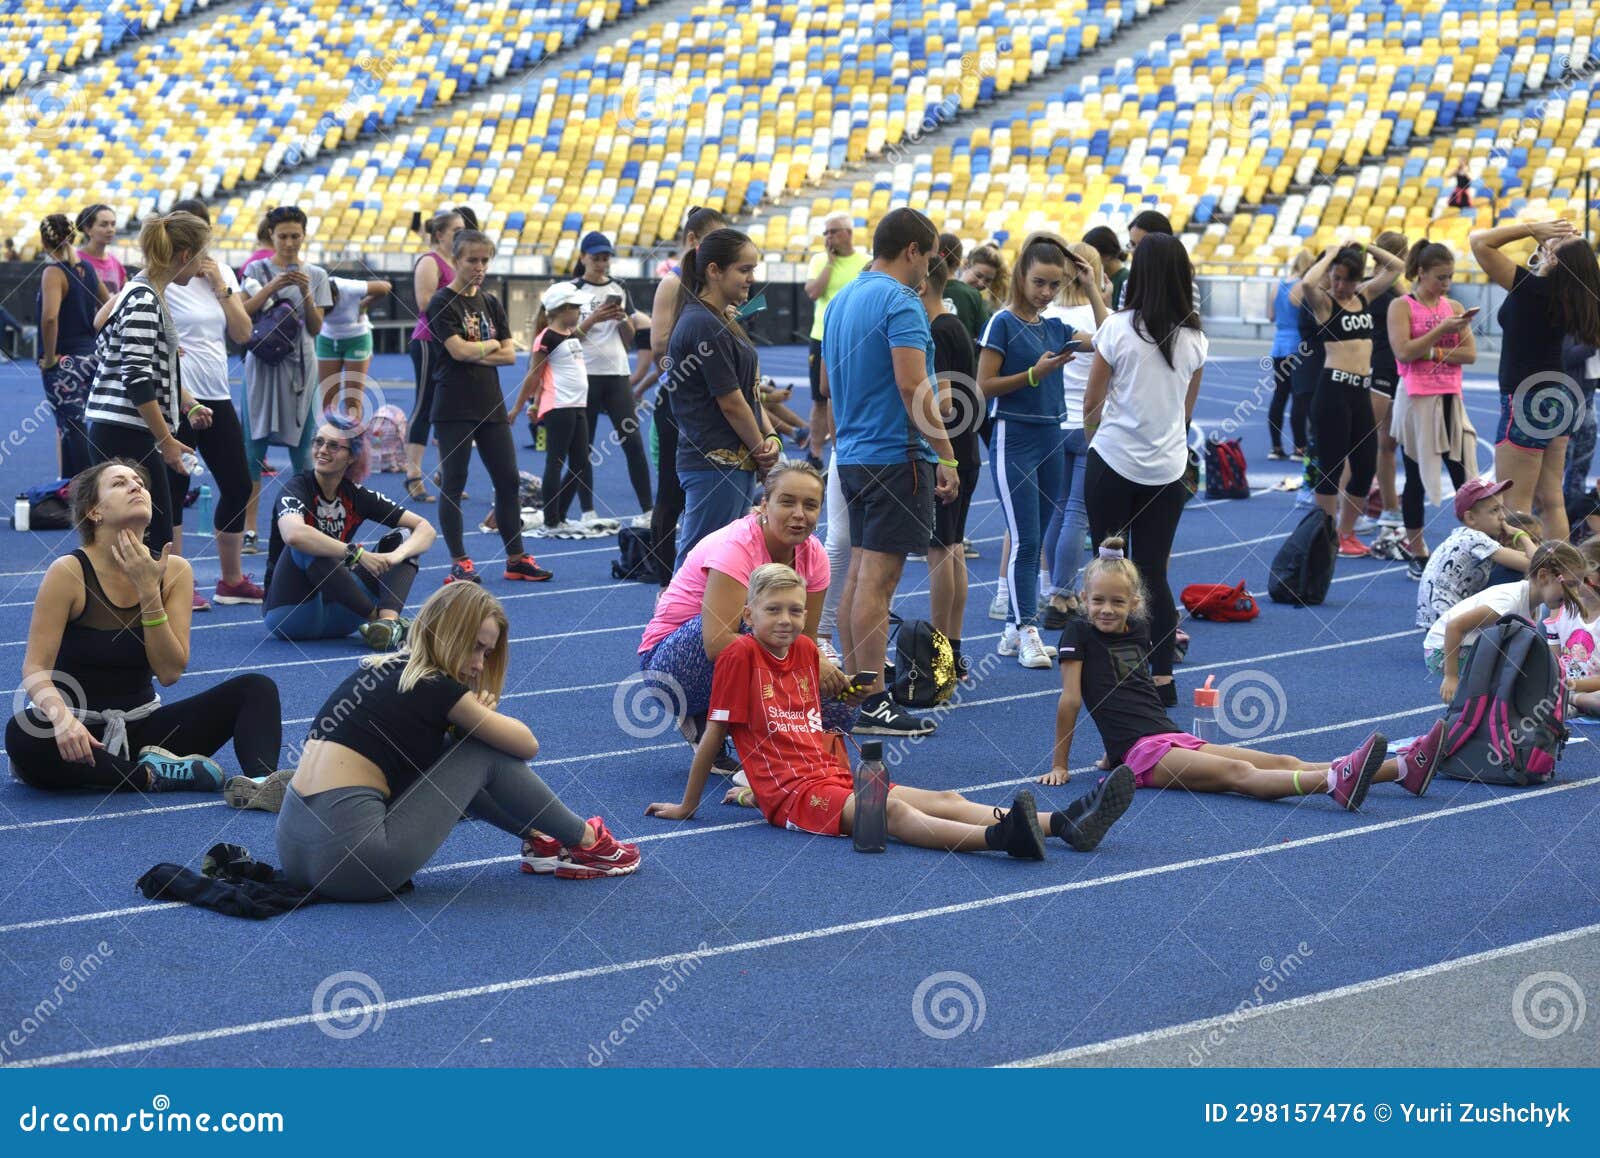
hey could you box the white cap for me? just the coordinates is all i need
[541,282,582,310]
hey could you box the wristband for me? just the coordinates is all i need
[937,456,958,468]
[1026,365,1038,387]
[737,788,754,807]
[347,545,365,568]
[141,612,169,628]
[763,433,782,447]
[1511,530,1531,543]
[186,403,205,420]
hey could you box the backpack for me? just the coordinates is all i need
[25,478,71,530]
[890,618,957,708]
[1204,437,1250,499]
[1268,510,1337,606]
[1436,614,1565,786]
[1180,581,1260,622]
[611,526,666,584]
[367,405,408,473]
[246,296,302,365]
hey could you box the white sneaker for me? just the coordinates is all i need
[630,510,653,529]
[1017,625,1054,669]
[998,624,1020,656]
[581,510,621,533]
[988,589,1010,621]
[1353,514,1380,534]
[819,637,841,666]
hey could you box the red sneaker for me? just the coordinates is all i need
[192,589,212,613]
[1337,533,1371,558]
[214,574,265,605]
[556,817,641,879]
[1398,719,1446,797]
[519,833,566,875]
[1328,730,1386,811]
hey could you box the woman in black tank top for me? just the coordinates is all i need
[6,461,283,794]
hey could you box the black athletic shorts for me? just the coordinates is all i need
[839,459,935,556]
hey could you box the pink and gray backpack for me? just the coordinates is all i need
[367,405,409,473]
[1437,614,1565,786]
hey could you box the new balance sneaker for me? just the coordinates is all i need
[444,558,483,585]
[214,574,265,605]
[358,617,410,650]
[1397,719,1445,797]
[1017,625,1054,669]
[998,624,1020,656]
[138,746,224,793]
[1056,765,1136,852]
[223,768,295,812]
[1328,731,1386,811]
[986,790,1047,860]
[853,693,937,736]
[557,817,641,879]
[192,590,212,613]
[505,554,553,582]
[988,588,1010,621]
[1337,533,1371,558]
[519,833,567,875]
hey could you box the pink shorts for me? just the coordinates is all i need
[1122,731,1209,788]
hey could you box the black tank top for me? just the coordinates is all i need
[54,549,156,712]
[1309,292,1375,349]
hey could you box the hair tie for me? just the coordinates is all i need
[1097,546,1125,559]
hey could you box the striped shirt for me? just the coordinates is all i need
[86,276,181,432]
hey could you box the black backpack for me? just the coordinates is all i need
[890,618,956,708]
[1204,437,1250,499]
[1268,510,1337,606]
[1437,614,1565,786]
[611,526,666,584]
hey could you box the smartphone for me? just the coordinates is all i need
[847,671,878,692]
[1060,340,1092,355]
[1460,307,1481,319]
[604,288,625,306]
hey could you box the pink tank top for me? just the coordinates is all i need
[409,251,456,341]
[1396,294,1464,397]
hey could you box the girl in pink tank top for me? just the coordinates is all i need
[410,251,456,342]
[1396,293,1465,396]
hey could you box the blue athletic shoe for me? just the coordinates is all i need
[137,746,225,793]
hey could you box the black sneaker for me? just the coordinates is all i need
[1042,604,1071,631]
[988,790,1047,859]
[1405,553,1428,582]
[505,554,553,581]
[1058,765,1135,852]
[853,693,936,736]
[445,558,483,585]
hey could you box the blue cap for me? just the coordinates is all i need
[580,231,615,255]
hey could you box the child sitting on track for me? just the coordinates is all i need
[1042,538,1439,811]
[645,563,1134,857]
[1416,478,1536,627]
[1541,539,1600,715]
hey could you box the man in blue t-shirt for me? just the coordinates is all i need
[823,208,958,738]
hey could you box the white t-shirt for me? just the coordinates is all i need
[1044,301,1098,428]
[567,277,632,375]
[320,277,373,340]
[1088,310,1208,485]
[164,263,241,402]
[1416,526,1503,627]
[534,326,590,413]
[1422,580,1533,654]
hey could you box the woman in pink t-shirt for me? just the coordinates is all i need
[1387,241,1479,568]
[638,461,855,755]
[75,204,125,294]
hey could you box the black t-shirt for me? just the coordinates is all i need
[931,312,980,469]
[305,660,469,798]
[426,288,511,423]
[667,294,760,473]
[1056,619,1179,765]
[1497,266,1564,394]
[263,471,407,600]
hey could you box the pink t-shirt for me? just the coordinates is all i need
[77,249,125,293]
[1396,294,1464,397]
[639,513,830,653]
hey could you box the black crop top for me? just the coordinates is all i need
[53,549,157,712]
[305,660,469,797]
[1308,292,1375,348]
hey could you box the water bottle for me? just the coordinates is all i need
[13,492,29,533]
[181,451,203,476]
[1193,674,1219,744]
[536,424,547,452]
[852,740,889,853]
[197,484,213,533]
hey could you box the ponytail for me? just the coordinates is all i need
[138,211,211,278]
[670,227,754,340]
[1405,239,1455,283]
[39,214,73,254]
[1079,535,1148,620]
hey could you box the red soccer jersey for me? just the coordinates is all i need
[708,634,850,822]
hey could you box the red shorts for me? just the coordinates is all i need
[1122,731,1209,788]
[768,774,896,837]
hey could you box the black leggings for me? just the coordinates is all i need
[1402,399,1469,533]
[89,421,176,552]
[540,406,592,527]
[178,399,251,534]
[1085,450,1189,679]
[434,419,524,559]
[650,395,683,585]
[406,338,436,453]
[1310,368,1377,498]
[5,673,282,792]
[584,373,653,512]
[1267,355,1305,452]
[263,529,418,618]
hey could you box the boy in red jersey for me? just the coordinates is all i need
[645,564,1133,856]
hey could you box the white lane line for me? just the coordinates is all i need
[9,775,1596,1068]
[1003,919,1600,1067]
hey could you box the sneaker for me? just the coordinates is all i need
[1369,530,1409,562]
[557,817,641,879]
[357,617,410,650]
[580,511,621,534]
[1406,553,1428,582]
[214,574,265,605]
[1337,533,1371,558]
[505,554,553,582]
[1017,625,1053,669]
[988,790,1047,860]
[518,833,567,875]
[1041,605,1069,632]
[240,530,259,555]
[1059,765,1136,852]
[444,558,483,585]
[138,746,224,793]
[223,768,295,812]
[988,589,1010,621]
[1328,730,1386,811]
[1266,448,1290,461]
[1397,719,1445,797]
[260,463,278,478]
[1379,507,1404,529]
[1353,514,1381,535]
[819,637,841,666]
[998,624,1020,656]
[192,590,212,613]
[963,538,979,559]
[630,510,654,530]
[853,693,937,736]
[712,749,743,775]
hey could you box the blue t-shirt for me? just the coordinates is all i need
[823,270,936,466]
[1271,279,1302,357]
[977,308,1070,425]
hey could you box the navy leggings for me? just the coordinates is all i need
[991,418,1066,628]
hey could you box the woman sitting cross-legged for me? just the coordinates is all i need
[7,461,283,793]
[276,583,639,900]
[262,412,436,649]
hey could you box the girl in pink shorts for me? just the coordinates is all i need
[1039,537,1441,811]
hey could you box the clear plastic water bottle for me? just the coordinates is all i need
[181,451,203,476]
[1193,674,1219,744]
[852,740,888,853]
[13,492,29,533]
[197,484,213,533]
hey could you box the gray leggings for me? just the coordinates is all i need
[275,738,588,901]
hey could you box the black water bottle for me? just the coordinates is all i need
[852,741,888,853]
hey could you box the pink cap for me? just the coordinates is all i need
[1453,476,1513,521]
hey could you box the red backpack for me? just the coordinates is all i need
[1181,581,1260,622]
